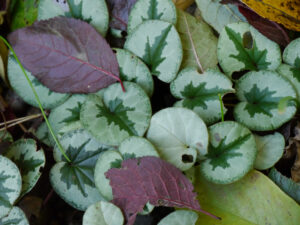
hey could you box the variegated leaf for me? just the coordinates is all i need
[158,210,198,225]
[35,122,52,147]
[0,156,22,219]
[0,130,13,142]
[234,70,297,131]
[83,201,124,225]
[127,0,177,34]
[114,48,154,96]
[200,121,257,184]
[195,0,246,33]
[81,82,152,146]
[38,0,109,36]
[170,67,234,124]
[146,107,208,171]
[8,56,70,109]
[0,207,29,225]
[5,139,45,197]
[283,38,300,69]
[218,22,281,77]
[125,20,182,83]
[50,129,109,210]
[254,133,284,170]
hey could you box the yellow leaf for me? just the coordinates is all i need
[241,0,300,31]
[173,0,195,10]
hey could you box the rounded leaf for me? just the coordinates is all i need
[127,0,177,34]
[35,122,52,147]
[125,20,182,83]
[0,207,29,225]
[0,155,22,219]
[50,129,109,210]
[200,121,257,184]
[115,48,154,96]
[82,201,124,225]
[218,22,281,77]
[146,107,208,171]
[5,139,45,197]
[234,70,297,131]
[170,67,234,124]
[81,82,152,146]
[7,56,69,109]
[158,210,198,225]
[283,37,300,68]
[254,133,285,170]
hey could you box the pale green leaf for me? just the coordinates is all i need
[158,210,198,225]
[283,38,300,68]
[0,207,29,225]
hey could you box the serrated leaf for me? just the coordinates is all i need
[170,67,234,124]
[283,38,300,69]
[218,22,281,77]
[106,156,215,225]
[127,0,177,34]
[195,0,246,33]
[0,156,22,219]
[0,207,29,225]
[234,70,297,131]
[50,129,109,210]
[158,210,198,225]
[5,139,45,197]
[125,20,182,83]
[8,17,123,93]
[146,107,208,171]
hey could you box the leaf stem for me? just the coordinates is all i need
[0,36,71,163]
[218,93,224,122]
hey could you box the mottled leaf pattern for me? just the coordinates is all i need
[0,207,29,225]
[158,210,198,225]
[283,38,300,68]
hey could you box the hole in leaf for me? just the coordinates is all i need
[182,154,194,163]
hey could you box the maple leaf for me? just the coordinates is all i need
[106,156,220,225]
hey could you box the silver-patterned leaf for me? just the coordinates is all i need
[283,38,300,68]
[125,20,182,83]
[0,207,29,225]
[158,210,198,225]
[35,122,52,147]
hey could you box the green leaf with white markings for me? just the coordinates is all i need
[146,107,208,171]
[0,207,29,225]
[200,121,257,184]
[176,9,218,72]
[170,67,234,124]
[158,210,198,225]
[5,139,45,197]
[50,129,109,211]
[81,82,152,146]
[35,122,52,147]
[127,0,177,34]
[283,38,300,69]
[218,23,281,77]
[125,20,182,83]
[0,156,22,219]
[114,48,154,96]
[234,70,297,131]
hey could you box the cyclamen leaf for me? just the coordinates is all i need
[8,17,124,93]
[106,156,218,225]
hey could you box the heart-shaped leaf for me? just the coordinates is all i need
[158,210,198,225]
[0,155,22,219]
[254,133,284,170]
[8,55,70,109]
[0,207,29,225]
[234,70,297,131]
[38,0,109,36]
[127,0,177,34]
[81,82,152,146]
[50,129,109,210]
[218,22,281,77]
[200,121,257,184]
[8,17,123,93]
[195,0,246,33]
[114,48,154,96]
[125,20,182,83]
[5,139,45,197]
[170,67,234,124]
[176,9,218,72]
[283,38,300,68]
[83,201,124,225]
[146,107,208,171]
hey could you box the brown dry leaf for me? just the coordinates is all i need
[18,196,43,220]
[0,39,8,85]
[291,141,300,182]
[173,0,195,10]
[241,0,300,31]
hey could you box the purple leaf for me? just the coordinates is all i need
[106,156,219,225]
[8,17,124,93]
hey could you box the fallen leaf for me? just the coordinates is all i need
[291,141,300,182]
[173,0,195,10]
[18,196,43,220]
[8,17,124,93]
[106,156,218,225]
[241,0,300,31]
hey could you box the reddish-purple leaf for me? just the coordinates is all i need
[106,0,137,31]
[106,156,219,225]
[8,17,124,93]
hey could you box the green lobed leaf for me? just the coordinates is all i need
[0,207,29,225]
[158,210,198,225]
[170,67,234,124]
[283,38,300,69]
[234,70,297,131]
[217,22,281,77]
